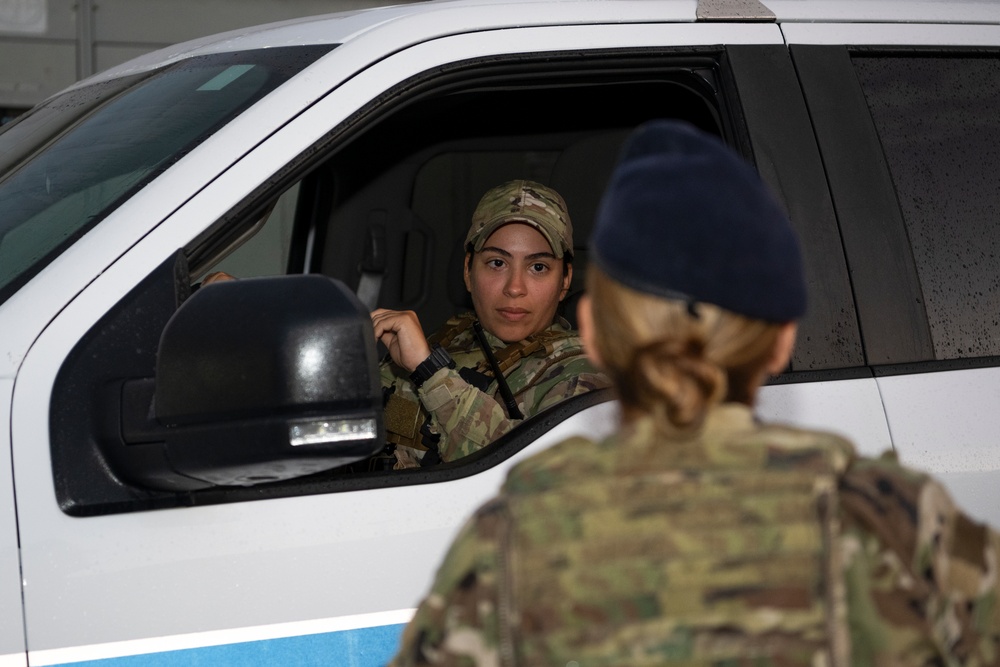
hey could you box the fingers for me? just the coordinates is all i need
[370,309,432,372]
[370,308,400,332]
[201,271,236,286]
[370,309,419,338]
[371,309,419,347]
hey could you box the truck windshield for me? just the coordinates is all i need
[0,45,334,306]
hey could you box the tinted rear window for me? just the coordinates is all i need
[853,53,1000,360]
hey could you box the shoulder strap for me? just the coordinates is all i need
[475,328,580,377]
[428,313,477,349]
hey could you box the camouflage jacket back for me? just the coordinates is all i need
[380,313,609,466]
[390,403,1000,665]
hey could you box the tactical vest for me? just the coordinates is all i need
[493,420,1000,665]
[493,420,855,665]
[383,314,584,454]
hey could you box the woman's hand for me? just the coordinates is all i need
[201,271,237,286]
[371,309,433,373]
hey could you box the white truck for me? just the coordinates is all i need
[2,0,1000,664]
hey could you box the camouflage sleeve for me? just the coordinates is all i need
[838,454,1000,665]
[380,358,398,389]
[417,356,608,462]
[388,499,506,667]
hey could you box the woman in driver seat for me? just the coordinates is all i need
[373,179,609,469]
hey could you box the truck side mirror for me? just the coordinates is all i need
[116,275,384,491]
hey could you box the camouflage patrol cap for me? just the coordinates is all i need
[465,180,574,259]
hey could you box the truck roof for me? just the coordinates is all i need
[85,0,1000,85]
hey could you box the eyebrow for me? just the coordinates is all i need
[479,246,558,261]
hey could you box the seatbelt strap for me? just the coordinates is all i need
[472,320,524,420]
[356,218,386,309]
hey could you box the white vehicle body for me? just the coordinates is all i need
[2,1,999,664]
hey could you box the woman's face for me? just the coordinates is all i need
[464,222,572,343]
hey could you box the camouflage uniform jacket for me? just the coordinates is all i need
[380,313,608,466]
[390,403,1000,665]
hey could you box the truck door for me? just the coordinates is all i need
[0,383,26,667]
[789,23,1000,526]
[726,44,892,459]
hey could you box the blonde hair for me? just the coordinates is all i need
[587,266,784,432]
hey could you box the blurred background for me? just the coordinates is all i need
[0,0,425,124]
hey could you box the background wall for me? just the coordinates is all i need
[0,0,422,120]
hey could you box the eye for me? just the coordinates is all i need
[486,258,506,269]
[530,262,549,273]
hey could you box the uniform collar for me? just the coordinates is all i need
[475,315,572,348]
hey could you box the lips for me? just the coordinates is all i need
[497,307,530,321]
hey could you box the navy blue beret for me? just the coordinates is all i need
[590,120,807,323]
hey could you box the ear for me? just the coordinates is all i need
[463,252,473,293]
[559,262,573,301]
[577,294,603,370]
[765,322,798,375]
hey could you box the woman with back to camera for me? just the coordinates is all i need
[389,120,1000,666]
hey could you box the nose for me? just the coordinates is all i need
[504,270,526,297]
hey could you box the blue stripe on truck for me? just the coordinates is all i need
[56,624,406,667]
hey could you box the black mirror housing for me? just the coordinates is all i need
[119,275,384,490]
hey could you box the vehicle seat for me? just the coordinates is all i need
[549,129,629,327]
